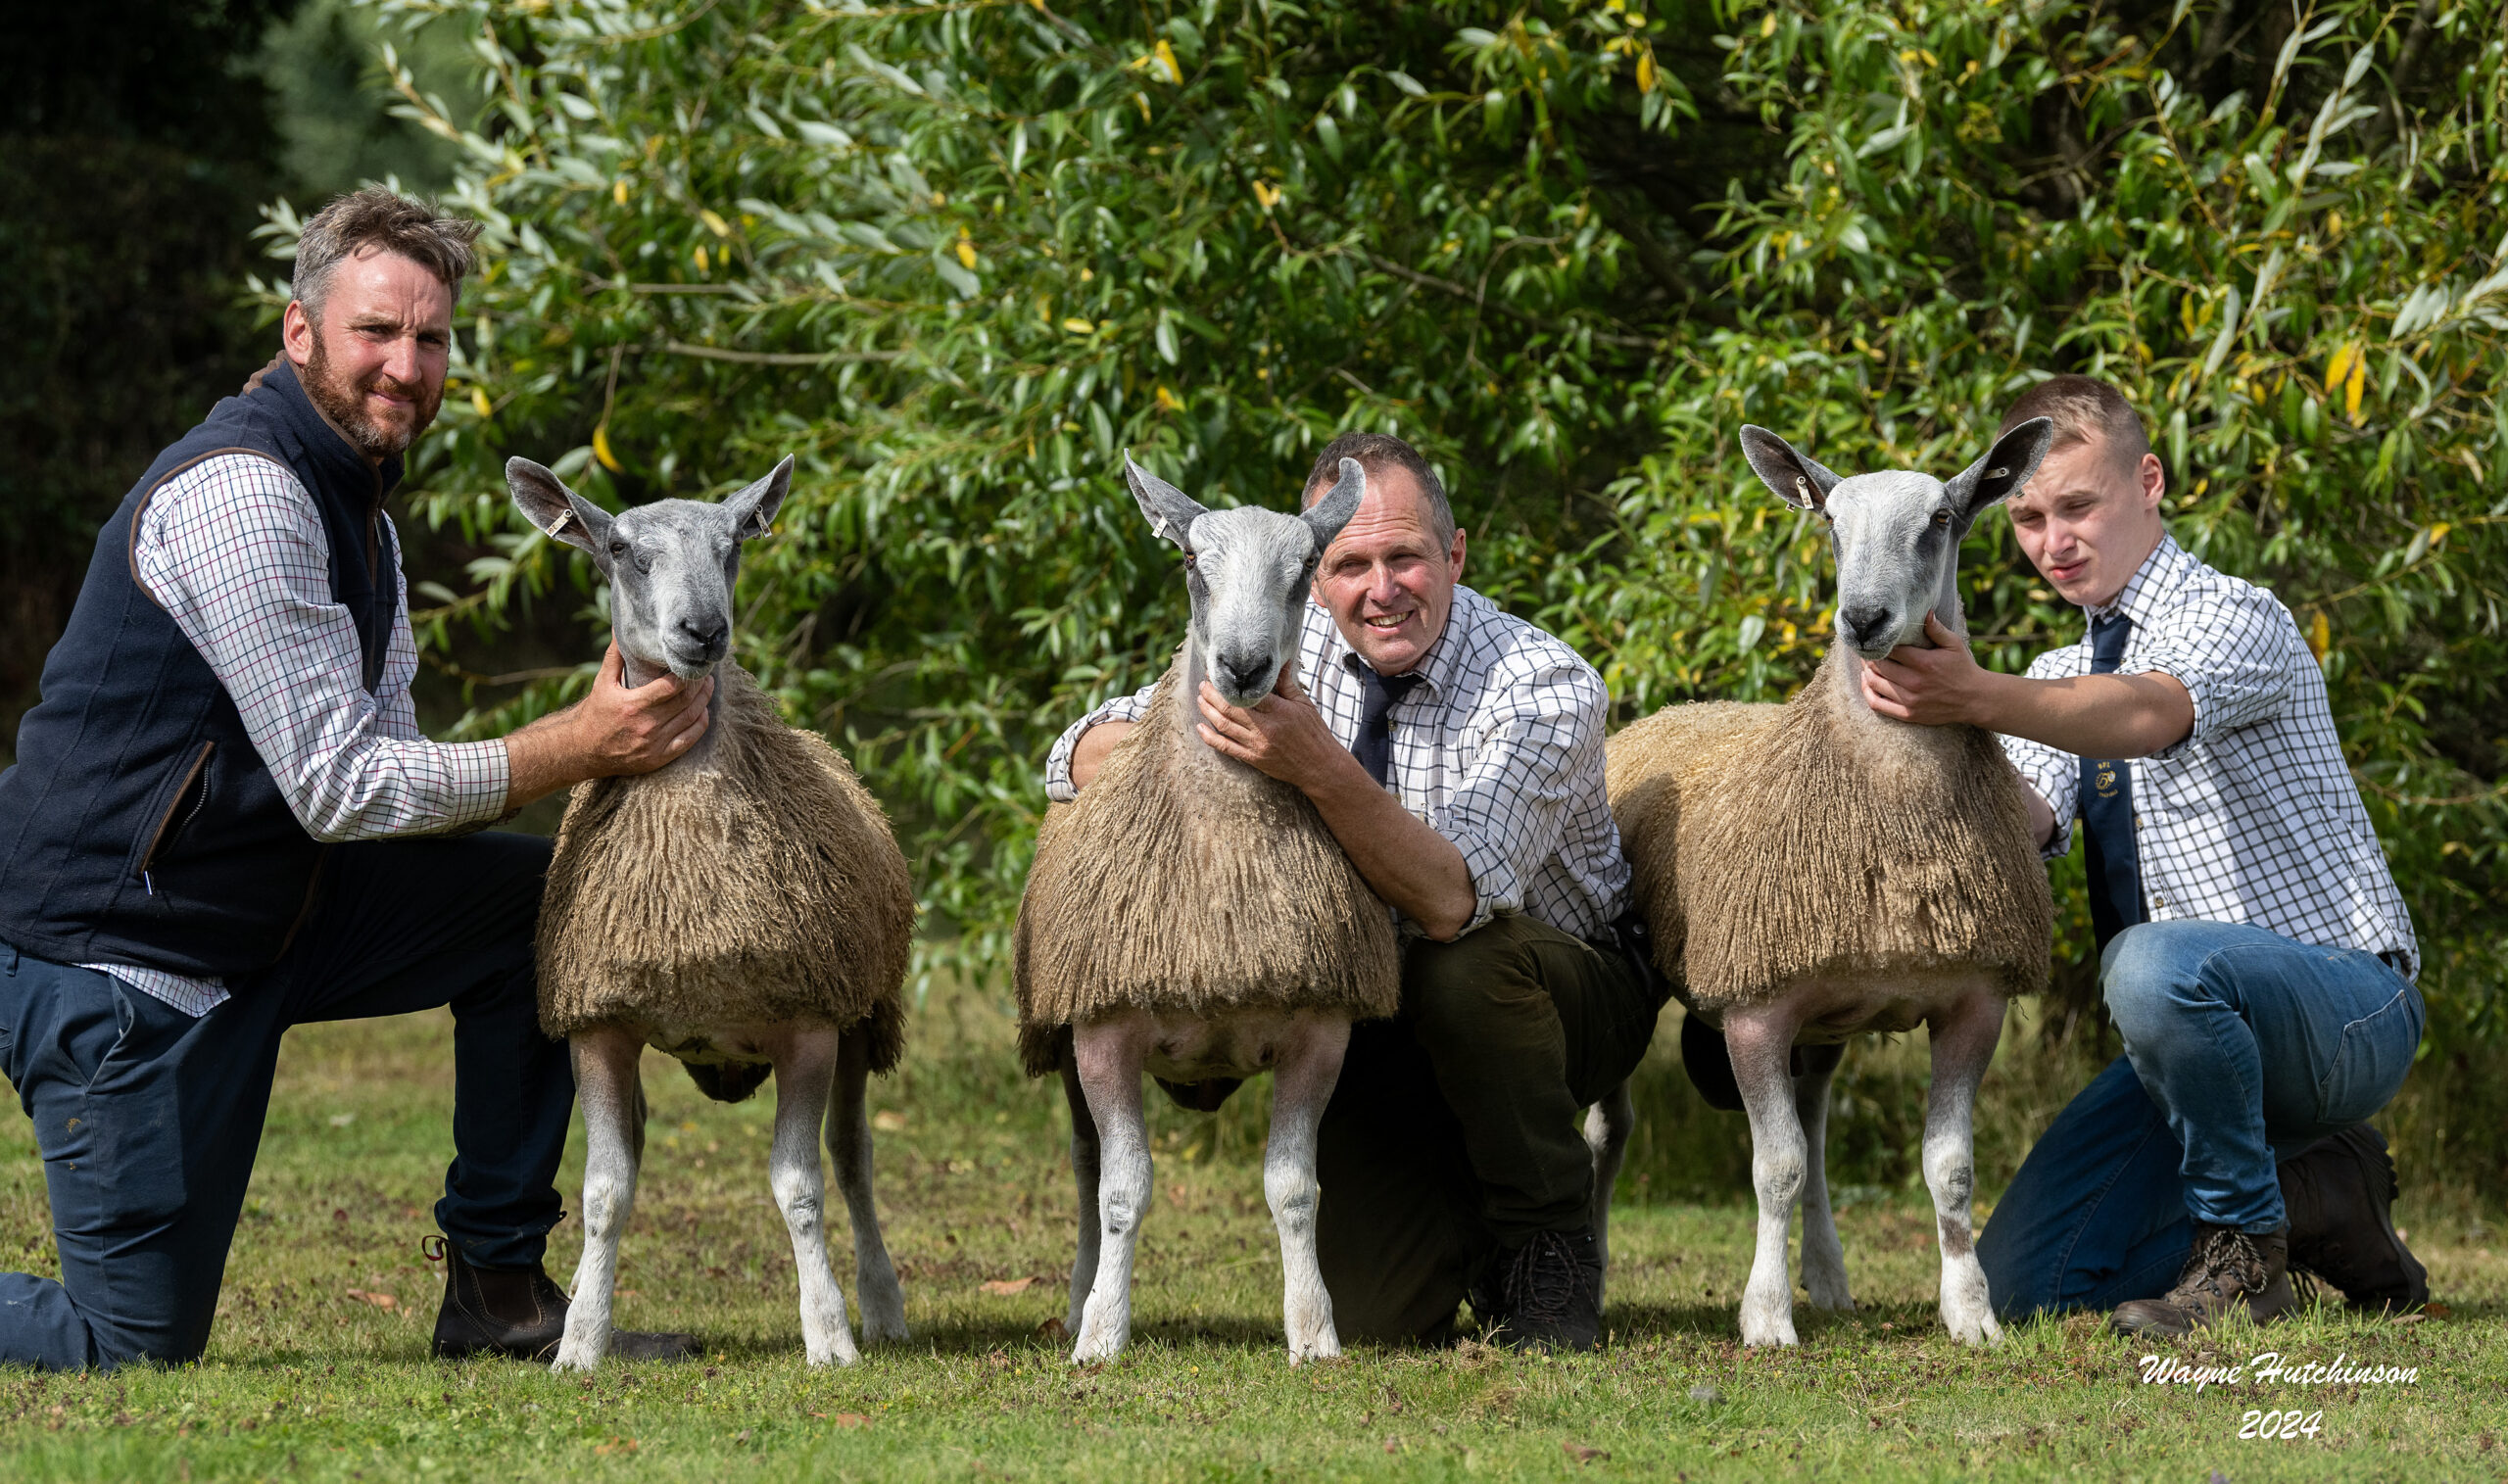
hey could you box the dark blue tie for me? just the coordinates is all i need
[2079,613,2143,951]
[1352,667,1423,787]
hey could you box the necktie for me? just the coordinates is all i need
[1352,667,1424,787]
[2079,612,2144,951]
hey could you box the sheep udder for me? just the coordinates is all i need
[1606,647,2052,1013]
[536,663,912,1073]
[1014,659,1402,1077]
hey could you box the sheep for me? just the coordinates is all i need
[1594,418,2058,1348]
[1013,455,1402,1364]
[506,455,917,1371]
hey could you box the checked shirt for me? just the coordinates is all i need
[1044,585,1629,940]
[2000,533,2419,976]
[80,455,512,1016]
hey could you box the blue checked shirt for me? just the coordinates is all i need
[2000,534,2419,976]
[1045,585,1629,940]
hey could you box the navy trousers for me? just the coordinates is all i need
[0,832,571,1368]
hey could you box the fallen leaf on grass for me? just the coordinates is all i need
[2424,1302,2452,1319]
[343,1289,397,1311]
[982,1277,1036,1296]
[1563,1440,1611,1463]
[809,1412,870,1428]
[1036,1316,1069,1340]
[593,1437,638,1456]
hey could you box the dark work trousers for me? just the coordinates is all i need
[1315,913,1664,1344]
[0,831,570,1369]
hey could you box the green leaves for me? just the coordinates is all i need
[347,0,2501,1029]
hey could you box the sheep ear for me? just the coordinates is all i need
[1946,417,2054,521]
[1124,451,1207,551]
[722,455,795,542]
[1738,425,1846,513]
[506,456,613,562]
[1301,456,1366,551]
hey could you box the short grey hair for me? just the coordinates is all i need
[292,186,482,321]
[1301,431,1457,549]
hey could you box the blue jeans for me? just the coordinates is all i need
[0,832,572,1368]
[1977,920,2424,1320]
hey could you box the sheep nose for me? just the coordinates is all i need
[1840,604,1893,648]
[676,616,728,655]
[1217,652,1272,695]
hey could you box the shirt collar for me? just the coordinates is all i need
[2087,531,2191,628]
[1327,584,1489,696]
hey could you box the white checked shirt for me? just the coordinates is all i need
[1045,585,1629,940]
[2001,533,2419,975]
[79,455,511,1015]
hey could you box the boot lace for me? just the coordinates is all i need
[1503,1231,1594,1331]
[2174,1227,2267,1309]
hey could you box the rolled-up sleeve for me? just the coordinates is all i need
[138,456,510,841]
[1428,659,1607,935]
[2000,647,2083,861]
[1042,682,1158,803]
[2125,583,2296,760]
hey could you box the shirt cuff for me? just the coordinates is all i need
[439,740,513,832]
[1443,825,1519,938]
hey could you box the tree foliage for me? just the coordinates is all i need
[335,0,2504,1031]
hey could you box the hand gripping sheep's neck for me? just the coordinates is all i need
[1036,454,1380,1366]
[505,455,915,1371]
[1600,417,2056,1352]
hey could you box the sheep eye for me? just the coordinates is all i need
[1931,509,1952,527]
[609,541,628,556]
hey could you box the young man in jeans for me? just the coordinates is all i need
[1857,374,2426,1334]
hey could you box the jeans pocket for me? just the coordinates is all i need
[2314,980,2424,1127]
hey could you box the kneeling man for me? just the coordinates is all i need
[1859,375,2425,1334]
[1049,434,1662,1350]
[0,189,708,1367]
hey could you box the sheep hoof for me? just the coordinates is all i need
[1738,1299,1799,1348]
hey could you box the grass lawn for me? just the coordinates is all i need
[3,980,2502,1482]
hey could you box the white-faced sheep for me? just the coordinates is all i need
[506,456,917,1370]
[1014,455,1401,1365]
[1595,419,2058,1348]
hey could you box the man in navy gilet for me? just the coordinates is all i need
[1853,375,2427,1335]
[0,188,714,1368]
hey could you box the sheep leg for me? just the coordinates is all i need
[1924,987,2005,1347]
[1724,1005,1809,1348]
[554,1027,645,1372]
[770,1027,859,1367]
[1266,1016,1350,1365]
[1582,1080,1636,1305]
[1794,1042,1854,1313]
[1069,1014,1153,1364]
[1059,1055,1102,1337]
[826,1029,908,1345]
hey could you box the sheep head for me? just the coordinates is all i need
[1738,418,2053,662]
[506,455,794,684]
[1123,453,1366,708]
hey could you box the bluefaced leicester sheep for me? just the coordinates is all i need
[1014,454,1400,1364]
[507,455,915,1371]
[1594,418,2057,1350]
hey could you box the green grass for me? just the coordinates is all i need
[4,981,2503,1481]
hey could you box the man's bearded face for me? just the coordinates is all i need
[287,246,455,461]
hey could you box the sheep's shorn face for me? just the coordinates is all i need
[1123,454,1367,709]
[1739,419,2054,662]
[507,455,794,681]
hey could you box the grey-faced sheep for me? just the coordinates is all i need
[1014,455,1401,1364]
[506,455,916,1370]
[1596,419,2058,1348]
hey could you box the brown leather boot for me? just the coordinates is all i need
[428,1241,701,1363]
[2111,1222,2298,1338]
[2281,1125,2429,1313]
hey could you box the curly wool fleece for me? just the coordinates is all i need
[1013,658,1402,1077]
[1605,647,2051,1012]
[536,663,912,1073]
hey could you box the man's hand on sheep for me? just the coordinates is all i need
[1195,666,1478,941]
[1858,614,1998,729]
[502,642,716,809]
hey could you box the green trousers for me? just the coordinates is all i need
[1315,913,1664,1344]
